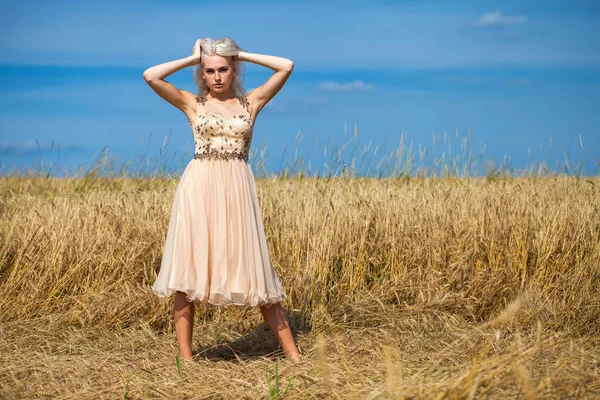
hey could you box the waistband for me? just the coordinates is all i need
[193,151,248,162]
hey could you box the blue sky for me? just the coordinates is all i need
[1,0,599,177]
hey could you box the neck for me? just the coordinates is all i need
[207,90,236,102]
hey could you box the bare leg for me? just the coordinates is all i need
[260,302,301,362]
[174,291,194,360]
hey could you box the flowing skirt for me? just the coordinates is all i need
[151,158,287,309]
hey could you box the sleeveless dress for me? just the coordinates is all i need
[151,94,287,309]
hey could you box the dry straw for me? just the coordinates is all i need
[0,128,599,398]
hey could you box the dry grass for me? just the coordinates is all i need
[1,171,599,399]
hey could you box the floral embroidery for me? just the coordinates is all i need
[239,96,250,113]
[191,94,252,163]
[196,94,207,105]
[193,150,248,162]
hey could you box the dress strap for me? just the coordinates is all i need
[196,94,208,105]
[238,95,250,113]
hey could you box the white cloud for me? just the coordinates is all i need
[474,11,527,28]
[318,80,375,92]
[1,2,598,70]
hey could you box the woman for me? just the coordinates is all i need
[143,37,301,363]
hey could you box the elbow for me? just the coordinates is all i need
[284,60,294,73]
[143,70,154,82]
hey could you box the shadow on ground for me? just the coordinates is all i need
[191,309,311,362]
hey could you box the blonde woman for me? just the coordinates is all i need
[143,37,301,363]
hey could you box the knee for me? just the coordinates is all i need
[174,291,194,305]
[260,302,281,314]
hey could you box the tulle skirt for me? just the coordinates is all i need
[151,158,287,309]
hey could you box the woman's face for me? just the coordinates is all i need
[202,55,235,94]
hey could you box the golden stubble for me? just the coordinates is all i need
[0,175,599,398]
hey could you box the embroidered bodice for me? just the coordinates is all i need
[190,94,254,162]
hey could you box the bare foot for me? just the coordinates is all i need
[286,350,302,363]
[178,354,194,361]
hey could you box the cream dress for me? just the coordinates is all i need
[151,94,287,309]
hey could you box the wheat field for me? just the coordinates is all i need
[1,162,598,399]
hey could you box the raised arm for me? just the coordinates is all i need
[236,51,294,115]
[142,40,201,120]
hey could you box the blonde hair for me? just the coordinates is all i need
[192,37,246,97]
